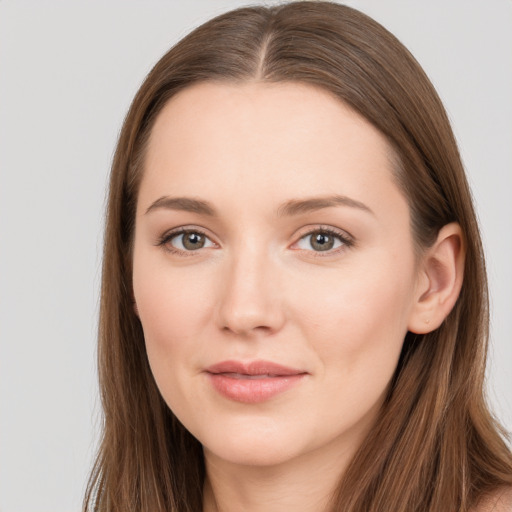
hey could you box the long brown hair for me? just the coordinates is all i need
[84,2,512,511]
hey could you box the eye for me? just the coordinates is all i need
[159,228,216,254]
[294,228,352,254]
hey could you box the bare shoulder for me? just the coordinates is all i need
[473,486,512,512]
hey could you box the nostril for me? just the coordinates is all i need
[222,322,274,336]
[219,305,284,336]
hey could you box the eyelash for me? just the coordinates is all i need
[156,225,354,258]
[156,227,213,257]
[296,226,354,257]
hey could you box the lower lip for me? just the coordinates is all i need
[207,373,306,404]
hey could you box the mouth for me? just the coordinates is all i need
[216,373,288,379]
[205,360,307,403]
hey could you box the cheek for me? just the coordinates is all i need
[134,254,212,339]
[294,254,415,376]
[132,252,216,396]
[132,258,219,423]
[292,262,415,438]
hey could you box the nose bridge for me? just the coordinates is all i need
[216,239,285,336]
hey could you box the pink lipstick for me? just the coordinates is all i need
[205,360,307,403]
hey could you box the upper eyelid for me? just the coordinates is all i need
[294,225,354,243]
[160,225,213,241]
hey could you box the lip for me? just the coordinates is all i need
[205,360,307,404]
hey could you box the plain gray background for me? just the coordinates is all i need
[1,1,511,511]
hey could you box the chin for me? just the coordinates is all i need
[192,415,307,467]
[204,436,302,468]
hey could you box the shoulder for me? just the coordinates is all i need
[472,486,512,512]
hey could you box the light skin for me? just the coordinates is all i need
[132,81,464,512]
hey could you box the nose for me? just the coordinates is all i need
[215,245,286,337]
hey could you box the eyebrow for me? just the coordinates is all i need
[276,194,374,217]
[145,196,217,216]
[145,194,374,217]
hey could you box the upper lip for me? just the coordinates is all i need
[205,360,306,376]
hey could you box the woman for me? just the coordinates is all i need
[84,2,512,511]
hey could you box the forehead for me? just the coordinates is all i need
[140,81,405,221]
[146,81,392,167]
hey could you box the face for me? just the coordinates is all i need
[132,82,422,469]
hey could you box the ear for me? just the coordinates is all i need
[408,222,465,334]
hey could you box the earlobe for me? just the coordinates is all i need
[408,223,465,334]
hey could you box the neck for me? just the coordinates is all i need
[202,436,357,512]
